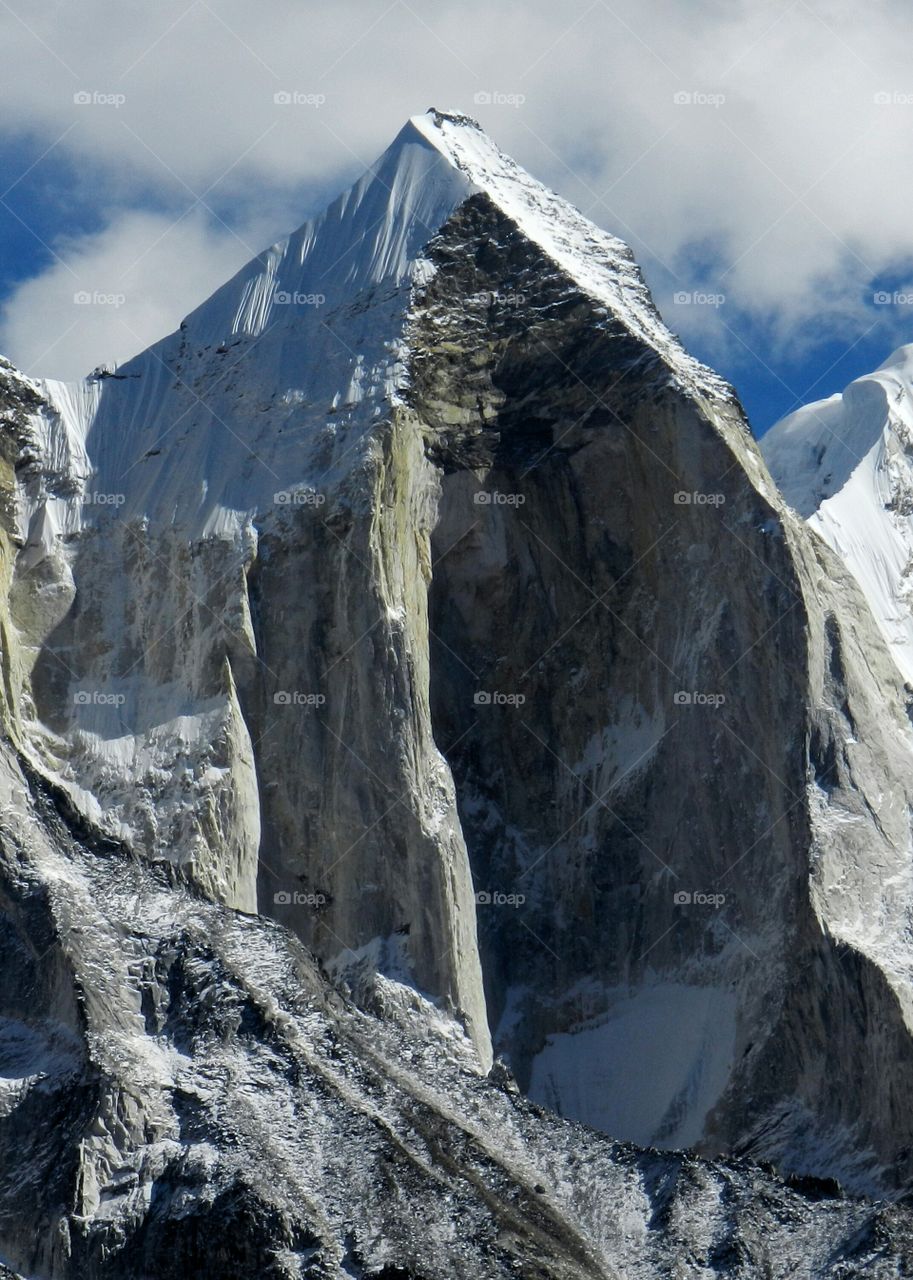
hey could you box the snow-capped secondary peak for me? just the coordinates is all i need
[762,343,913,682]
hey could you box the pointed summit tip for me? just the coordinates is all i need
[422,107,484,132]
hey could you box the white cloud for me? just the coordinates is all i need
[2,0,913,383]
[0,210,257,379]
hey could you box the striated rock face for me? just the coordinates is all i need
[4,107,913,1272]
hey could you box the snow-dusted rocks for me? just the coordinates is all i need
[3,110,913,1272]
[2,731,913,1278]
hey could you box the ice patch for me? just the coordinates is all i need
[528,983,737,1150]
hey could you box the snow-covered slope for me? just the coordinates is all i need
[762,346,913,684]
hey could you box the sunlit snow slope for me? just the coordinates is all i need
[763,346,913,684]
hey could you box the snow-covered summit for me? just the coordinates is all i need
[16,109,724,546]
[762,345,913,683]
[184,106,708,362]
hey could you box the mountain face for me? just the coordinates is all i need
[4,108,913,1274]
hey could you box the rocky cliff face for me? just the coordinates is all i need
[402,178,913,1190]
[3,109,913,1274]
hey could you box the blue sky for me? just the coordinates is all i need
[2,0,913,436]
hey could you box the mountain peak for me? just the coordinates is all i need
[421,106,484,130]
[181,107,724,398]
[12,106,913,1257]
[21,111,728,545]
